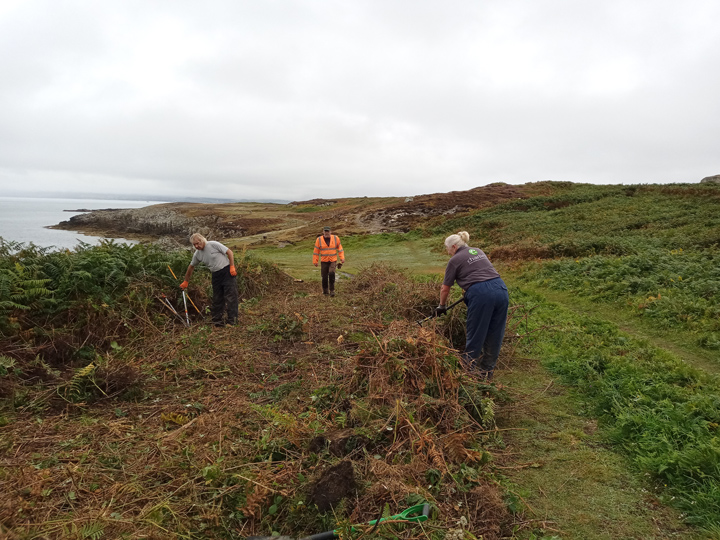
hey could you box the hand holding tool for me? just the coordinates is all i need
[417,297,464,326]
[180,280,189,289]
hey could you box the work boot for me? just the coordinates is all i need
[330,289,335,297]
[323,289,329,295]
[477,370,494,382]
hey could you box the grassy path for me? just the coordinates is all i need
[497,356,698,539]
[249,234,448,282]
[477,276,703,538]
[240,246,714,537]
[506,278,720,376]
[495,278,720,538]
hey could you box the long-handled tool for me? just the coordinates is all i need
[185,291,201,315]
[168,265,202,315]
[159,295,189,326]
[294,503,430,540]
[417,297,465,326]
[182,290,190,326]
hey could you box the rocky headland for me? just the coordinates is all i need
[51,203,227,242]
[49,182,533,245]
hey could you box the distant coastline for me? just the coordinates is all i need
[5,192,290,204]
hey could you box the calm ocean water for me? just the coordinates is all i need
[0,197,166,250]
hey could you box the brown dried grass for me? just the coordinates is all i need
[0,263,532,539]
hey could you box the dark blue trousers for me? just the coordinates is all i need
[211,265,239,326]
[463,277,509,375]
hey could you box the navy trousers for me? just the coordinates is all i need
[463,277,509,375]
[211,266,239,326]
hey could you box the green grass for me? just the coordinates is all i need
[509,279,720,375]
[519,248,720,351]
[434,183,720,257]
[250,231,448,281]
[507,287,720,533]
[499,355,696,539]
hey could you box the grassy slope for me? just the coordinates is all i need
[4,182,720,539]
[243,181,720,537]
[510,280,720,376]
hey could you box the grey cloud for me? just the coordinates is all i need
[1,0,719,201]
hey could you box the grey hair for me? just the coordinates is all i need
[190,233,207,244]
[444,231,470,250]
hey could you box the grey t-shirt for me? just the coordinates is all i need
[190,240,230,273]
[443,246,500,289]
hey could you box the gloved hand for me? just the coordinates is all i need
[433,305,447,316]
[337,262,343,269]
[180,281,189,289]
[229,266,237,276]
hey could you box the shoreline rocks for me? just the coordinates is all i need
[51,204,222,241]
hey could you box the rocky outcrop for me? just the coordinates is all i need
[700,175,720,184]
[357,183,527,232]
[53,204,223,240]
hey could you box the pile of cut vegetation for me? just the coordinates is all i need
[1,241,527,539]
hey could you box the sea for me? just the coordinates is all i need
[0,197,166,251]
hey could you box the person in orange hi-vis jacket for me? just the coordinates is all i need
[313,226,345,296]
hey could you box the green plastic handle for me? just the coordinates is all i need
[302,504,430,540]
[362,503,430,528]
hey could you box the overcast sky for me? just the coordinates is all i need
[1,0,718,201]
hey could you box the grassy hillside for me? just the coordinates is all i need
[247,181,720,534]
[437,183,720,353]
[3,181,720,539]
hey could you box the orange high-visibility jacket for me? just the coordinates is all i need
[313,235,345,264]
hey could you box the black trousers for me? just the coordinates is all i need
[320,261,337,292]
[211,266,239,325]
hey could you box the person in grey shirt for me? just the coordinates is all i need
[436,231,508,381]
[180,233,238,327]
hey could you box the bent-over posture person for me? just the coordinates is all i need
[437,231,509,380]
[181,233,239,327]
[312,226,345,296]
